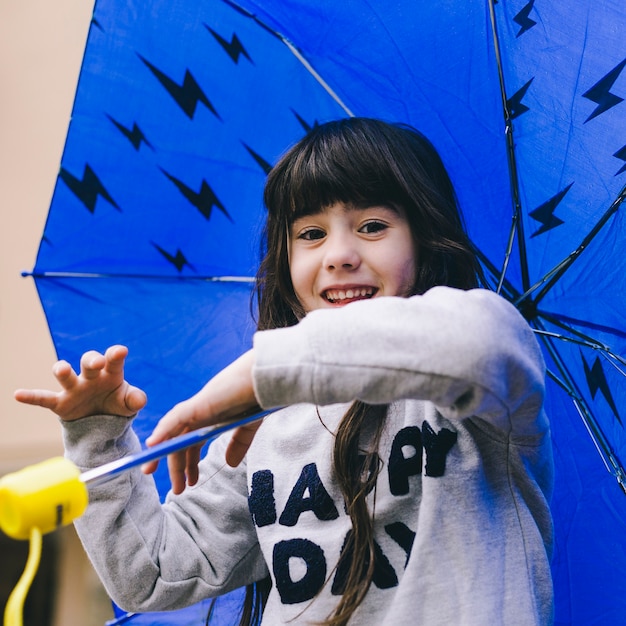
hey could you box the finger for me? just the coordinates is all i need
[125,385,147,413]
[53,360,78,389]
[14,388,59,410]
[225,421,263,467]
[80,351,106,380]
[141,459,159,475]
[103,345,129,375]
[146,405,188,446]
[168,450,188,495]
[185,445,202,487]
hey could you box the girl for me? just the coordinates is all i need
[16,118,554,625]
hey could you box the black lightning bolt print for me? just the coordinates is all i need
[242,143,273,175]
[291,109,318,133]
[583,59,626,123]
[507,78,534,119]
[529,183,572,237]
[138,54,220,120]
[613,145,626,176]
[59,164,121,213]
[161,169,232,222]
[582,352,622,426]
[152,242,195,273]
[514,0,537,37]
[107,115,154,151]
[206,27,253,64]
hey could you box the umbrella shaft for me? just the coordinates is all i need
[79,409,275,487]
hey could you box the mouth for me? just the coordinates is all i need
[323,286,377,304]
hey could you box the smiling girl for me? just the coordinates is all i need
[288,201,417,311]
[16,118,554,625]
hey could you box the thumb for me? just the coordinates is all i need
[125,385,147,413]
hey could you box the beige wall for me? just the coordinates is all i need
[1,2,113,624]
[1,2,91,468]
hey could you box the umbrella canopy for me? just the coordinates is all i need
[28,0,626,624]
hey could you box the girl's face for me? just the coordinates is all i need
[288,202,418,313]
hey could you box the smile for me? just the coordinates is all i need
[323,287,376,303]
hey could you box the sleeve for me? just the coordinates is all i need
[252,286,546,436]
[63,414,267,612]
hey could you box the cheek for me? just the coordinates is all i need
[393,238,418,294]
[288,254,311,298]
[288,256,300,290]
[398,257,418,295]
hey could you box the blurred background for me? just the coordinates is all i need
[1,1,113,623]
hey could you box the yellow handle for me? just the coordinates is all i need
[3,527,42,626]
[0,457,88,540]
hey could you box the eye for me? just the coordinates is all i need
[297,227,326,241]
[359,220,388,234]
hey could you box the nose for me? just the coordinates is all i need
[323,232,361,271]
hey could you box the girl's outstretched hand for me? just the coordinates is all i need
[143,349,263,494]
[14,345,147,422]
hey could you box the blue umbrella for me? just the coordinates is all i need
[27,0,626,624]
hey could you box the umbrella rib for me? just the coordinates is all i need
[474,248,520,301]
[546,367,620,484]
[534,328,626,370]
[280,39,355,117]
[23,270,256,283]
[536,320,626,494]
[222,0,354,117]
[538,309,626,342]
[517,182,626,307]
[487,0,530,294]
[536,310,626,366]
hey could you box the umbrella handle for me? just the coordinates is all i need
[0,409,274,542]
[0,457,88,540]
[3,526,42,626]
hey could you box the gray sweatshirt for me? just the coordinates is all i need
[64,286,553,625]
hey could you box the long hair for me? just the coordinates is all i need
[240,118,481,625]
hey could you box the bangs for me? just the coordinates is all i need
[286,149,394,222]
[265,120,409,224]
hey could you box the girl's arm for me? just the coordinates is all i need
[149,286,545,490]
[253,286,545,434]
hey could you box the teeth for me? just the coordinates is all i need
[325,287,374,302]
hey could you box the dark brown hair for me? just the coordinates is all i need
[234,118,481,625]
[256,117,481,330]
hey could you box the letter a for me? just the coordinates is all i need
[279,463,339,527]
